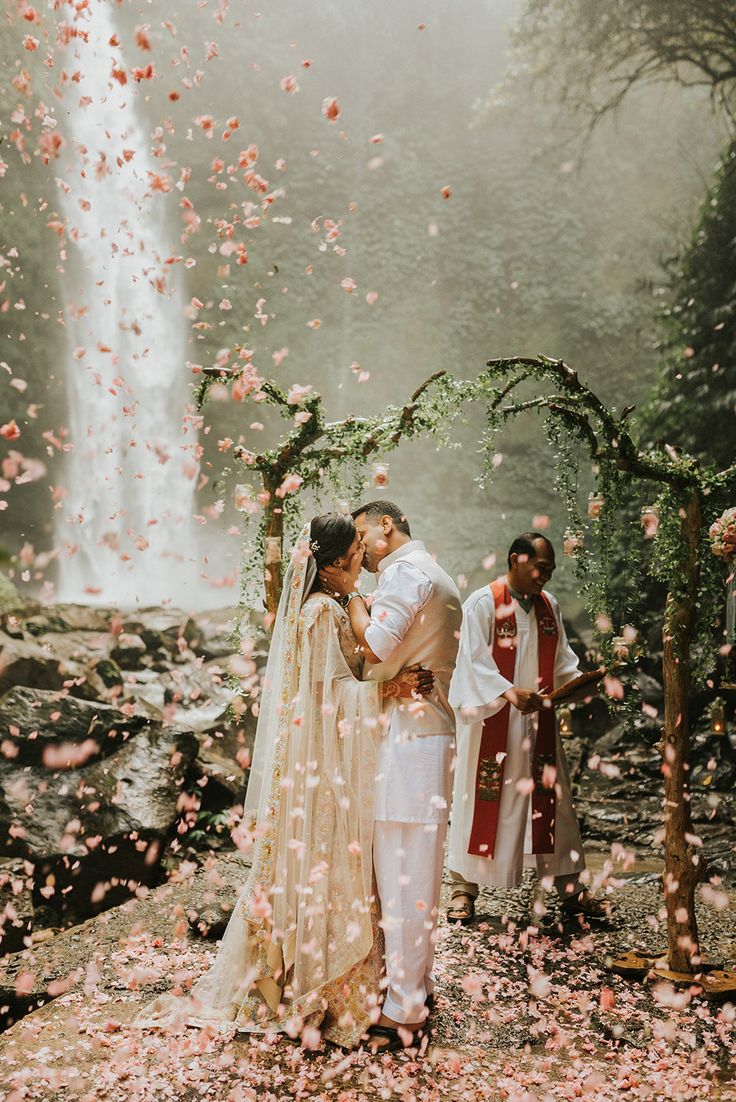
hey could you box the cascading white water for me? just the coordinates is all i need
[54,1,200,609]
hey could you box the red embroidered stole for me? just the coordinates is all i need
[467,578,558,859]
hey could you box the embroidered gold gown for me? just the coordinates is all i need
[141,580,383,1049]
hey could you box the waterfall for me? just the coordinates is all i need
[54,0,200,609]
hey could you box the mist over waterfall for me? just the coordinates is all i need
[53,1,199,609]
[0,0,724,614]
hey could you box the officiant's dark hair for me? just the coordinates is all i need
[308,513,357,594]
[351,500,411,536]
[507,532,553,568]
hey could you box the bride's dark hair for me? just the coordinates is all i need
[307,512,356,595]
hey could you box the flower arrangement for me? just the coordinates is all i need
[709,507,736,560]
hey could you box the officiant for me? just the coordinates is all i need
[446,532,609,925]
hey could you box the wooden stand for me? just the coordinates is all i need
[609,950,736,1001]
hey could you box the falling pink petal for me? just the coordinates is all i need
[322,96,341,123]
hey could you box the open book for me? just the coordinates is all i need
[544,668,606,705]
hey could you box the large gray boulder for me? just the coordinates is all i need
[0,628,122,702]
[0,633,68,696]
[0,686,147,767]
[19,604,116,636]
[184,608,238,661]
[110,632,148,670]
[121,607,193,656]
[0,725,198,922]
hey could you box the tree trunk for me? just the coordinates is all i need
[661,490,702,974]
[263,489,284,621]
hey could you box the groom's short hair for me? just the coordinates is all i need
[507,532,553,568]
[352,500,411,537]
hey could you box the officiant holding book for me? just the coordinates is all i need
[446,532,610,925]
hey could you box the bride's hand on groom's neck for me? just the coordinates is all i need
[319,560,360,598]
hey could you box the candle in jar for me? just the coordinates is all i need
[558,706,573,736]
[372,461,390,488]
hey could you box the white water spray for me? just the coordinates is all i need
[54,1,200,609]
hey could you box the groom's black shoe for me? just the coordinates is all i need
[365,1022,432,1055]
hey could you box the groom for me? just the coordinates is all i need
[319,501,462,1050]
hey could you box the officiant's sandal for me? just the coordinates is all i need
[560,894,612,922]
[447,893,475,926]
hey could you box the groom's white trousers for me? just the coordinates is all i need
[373,820,448,1024]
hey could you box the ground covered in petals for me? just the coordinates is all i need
[1,853,734,1101]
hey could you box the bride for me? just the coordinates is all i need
[141,512,432,1048]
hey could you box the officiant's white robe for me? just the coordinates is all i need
[448,582,585,888]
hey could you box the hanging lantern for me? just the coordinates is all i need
[710,697,726,736]
[587,492,604,519]
[337,499,351,515]
[563,528,584,556]
[641,504,660,540]
[372,461,390,488]
[558,706,573,737]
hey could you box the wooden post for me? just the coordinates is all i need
[661,489,702,973]
[262,482,284,621]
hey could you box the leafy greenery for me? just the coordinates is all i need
[208,369,469,619]
[186,807,236,849]
[639,139,736,473]
[498,0,736,684]
[476,356,736,694]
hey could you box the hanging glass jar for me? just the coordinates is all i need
[372,461,390,488]
[641,504,659,540]
[264,536,282,565]
[587,492,604,519]
[710,697,726,736]
[558,706,573,737]
[563,529,584,556]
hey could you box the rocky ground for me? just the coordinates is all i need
[1,601,735,1100]
[0,601,260,954]
[0,852,734,1101]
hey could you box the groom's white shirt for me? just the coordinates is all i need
[362,540,462,823]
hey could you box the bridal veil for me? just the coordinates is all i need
[142,525,383,1046]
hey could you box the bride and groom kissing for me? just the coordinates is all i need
[144,500,601,1052]
[144,500,461,1052]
